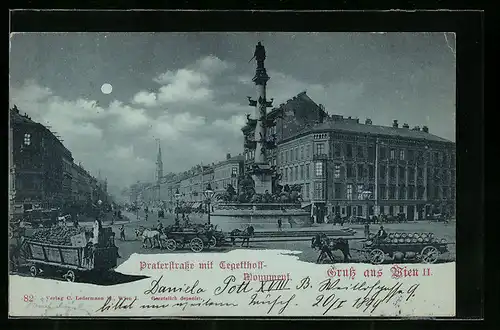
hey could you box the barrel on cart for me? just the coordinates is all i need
[363,232,450,264]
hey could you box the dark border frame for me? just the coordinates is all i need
[7,9,484,324]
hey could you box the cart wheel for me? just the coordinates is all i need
[420,246,439,264]
[369,249,385,264]
[190,237,204,252]
[208,237,217,248]
[29,265,38,277]
[64,270,76,282]
[165,239,177,251]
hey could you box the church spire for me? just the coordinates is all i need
[155,139,163,183]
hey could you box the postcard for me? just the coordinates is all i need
[9,31,456,318]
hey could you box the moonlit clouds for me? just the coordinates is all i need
[10,33,456,194]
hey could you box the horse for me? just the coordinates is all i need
[135,226,162,249]
[311,234,352,263]
[229,226,254,247]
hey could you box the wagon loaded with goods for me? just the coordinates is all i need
[22,225,119,282]
[161,224,224,253]
[363,232,450,265]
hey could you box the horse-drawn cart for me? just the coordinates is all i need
[161,224,223,253]
[363,232,449,264]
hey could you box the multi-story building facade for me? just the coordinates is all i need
[9,106,106,212]
[243,91,327,175]
[179,167,214,207]
[279,117,456,223]
[10,106,74,209]
[212,154,244,196]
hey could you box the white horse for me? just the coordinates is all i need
[135,227,162,249]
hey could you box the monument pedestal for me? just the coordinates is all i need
[250,164,273,194]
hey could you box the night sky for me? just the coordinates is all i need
[9,32,456,195]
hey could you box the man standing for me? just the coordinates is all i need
[288,216,293,229]
[364,222,370,238]
[119,225,126,241]
[277,218,282,231]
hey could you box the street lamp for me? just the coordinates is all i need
[174,188,181,223]
[203,183,215,225]
[361,190,372,223]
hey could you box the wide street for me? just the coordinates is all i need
[93,210,456,267]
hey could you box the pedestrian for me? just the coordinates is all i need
[119,225,126,241]
[288,216,293,229]
[364,222,370,238]
[277,218,282,231]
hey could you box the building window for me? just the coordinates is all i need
[408,149,414,161]
[390,149,396,159]
[380,165,386,179]
[314,182,324,199]
[347,184,353,200]
[280,152,284,164]
[434,186,440,199]
[379,147,387,159]
[334,163,341,178]
[442,187,449,199]
[306,164,310,179]
[357,164,364,178]
[379,185,387,199]
[417,186,424,200]
[408,186,415,199]
[290,168,294,181]
[295,166,298,181]
[285,150,289,163]
[357,146,364,158]
[357,184,364,199]
[368,146,375,161]
[389,185,396,199]
[300,147,304,160]
[315,162,323,177]
[300,165,304,180]
[418,167,424,179]
[389,166,396,179]
[306,145,310,158]
[399,185,406,200]
[232,167,238,176]
[408,168,415,182]
[295,148,299,161]
[334,183,342,198]
[346,144,353,158]
[24,133,31,146]
[316,143,325,155]
[334,143,341,157]
[434,152,439,165]
[399,166,405,181]
[346,164,354,178]
[399,149,405,160]
[368,165,374,179]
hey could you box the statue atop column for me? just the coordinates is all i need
[252,42,266,69]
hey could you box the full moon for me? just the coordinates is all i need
[101,83,113,94]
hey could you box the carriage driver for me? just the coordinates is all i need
[156,220,164,232]
[376,226,388,242]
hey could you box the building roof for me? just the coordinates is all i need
[309,120,453,144]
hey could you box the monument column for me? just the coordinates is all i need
[247,42,275,194]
